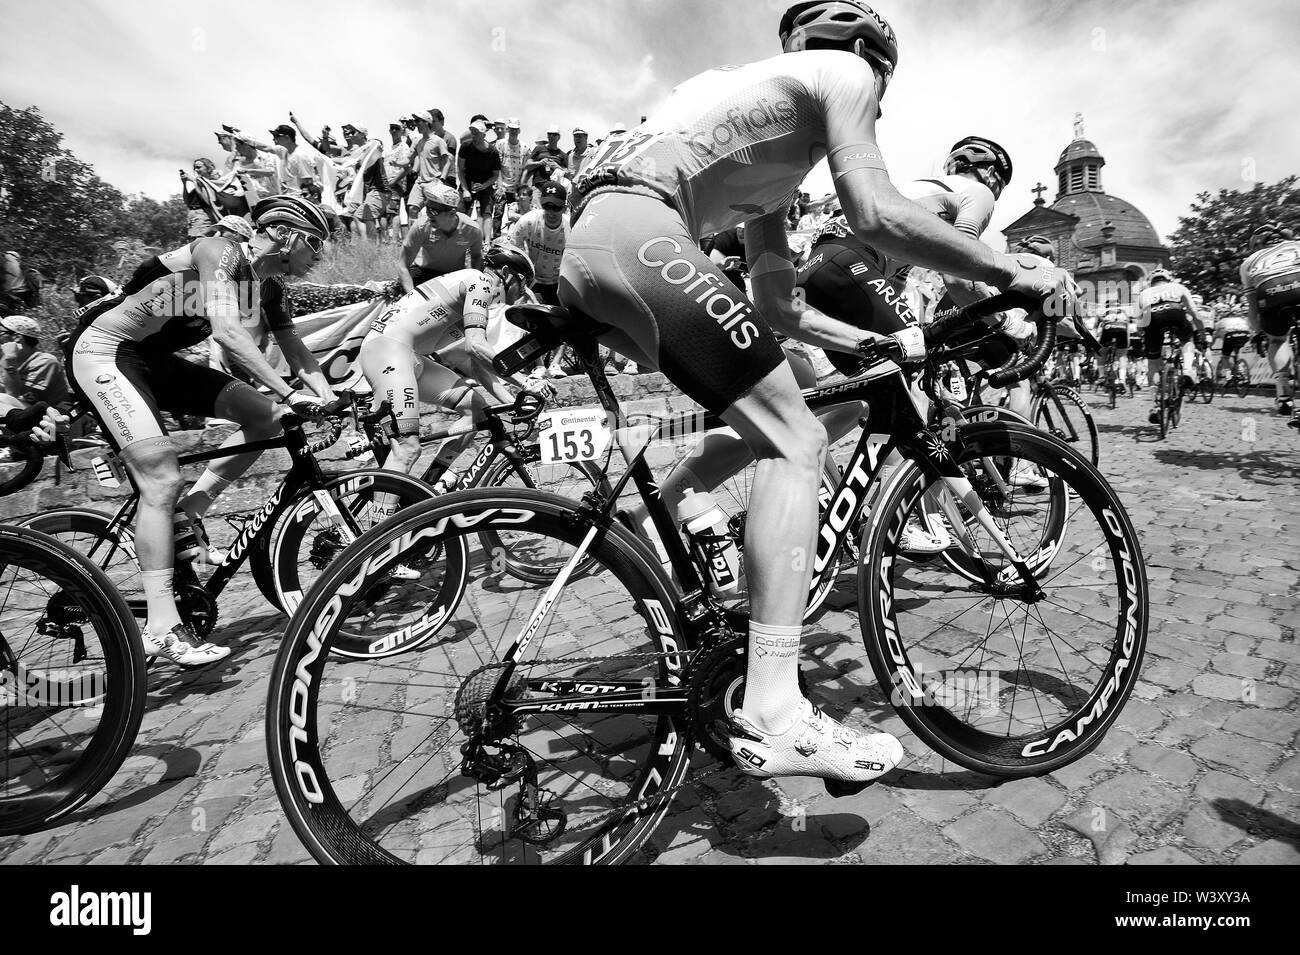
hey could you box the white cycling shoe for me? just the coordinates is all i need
[899,515,951,556]
[141,623,231,668]
[728,698,903,790]
[1007,462,1048,490]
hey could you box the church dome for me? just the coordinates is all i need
[1051,192,1164,249]
[1056,139,1103,167]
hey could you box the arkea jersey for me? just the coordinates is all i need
[79,240,290,353]
[573,50,878,239]
[367,268,493,354]
[1240,240,1300,291]
[506,210,568,285]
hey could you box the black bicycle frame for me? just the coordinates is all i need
[489,344,1048,721]
[81,425,333,606]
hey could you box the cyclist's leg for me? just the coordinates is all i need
[561,194,823,731]
[69,335,224,659]
[175,361,283,517]
[359,333,423,474]
[412,353,485,487]
[1143,320,1164,419]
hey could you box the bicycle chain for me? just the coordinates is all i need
[493,644,741,840]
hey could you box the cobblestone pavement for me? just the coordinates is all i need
[2,382,1297,865]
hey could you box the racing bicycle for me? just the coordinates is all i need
[264,293,1148,864]
[18,397,436,637]
[0,524,146,836]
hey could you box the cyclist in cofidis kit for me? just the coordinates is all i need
[561,0,1073,786]
[1240,222,1300,417]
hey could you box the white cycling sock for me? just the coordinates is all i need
[183,471,232,517]
[743,621,803,735]
[142,568,182,634]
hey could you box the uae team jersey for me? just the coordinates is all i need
[366,268,493,354]
[573,49,878,239]
[1240,240,1300,291]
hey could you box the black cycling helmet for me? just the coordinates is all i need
[74,274,114,305]
[1017,234,1055,261]
[251,195,331,241]
[945,135,1013,187]
[1249,222,1295,251]
[779,2,898,86]
[484,241,536,288]
[1148,267,1173,284]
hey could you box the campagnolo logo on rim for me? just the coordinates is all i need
[637,237,760,348]
[686,99,797,160]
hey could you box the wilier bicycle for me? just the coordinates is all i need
[1,524,146,835]
[265,293,1148,864]
[19,396,436,638]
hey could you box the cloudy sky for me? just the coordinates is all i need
[3,0,1297,244]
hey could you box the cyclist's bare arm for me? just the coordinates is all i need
[821,80,1012,290]
[398,228,422,293]
[746,210,890,355]
[271,325,336,401]
[195,242,295,400]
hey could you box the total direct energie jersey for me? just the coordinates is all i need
[78,240,290,353]
[573,49,878,239]
[367,268,492,354]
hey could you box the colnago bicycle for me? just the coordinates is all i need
[19,397,436,638]
[265,292,1148,864]
[1,524,146,835]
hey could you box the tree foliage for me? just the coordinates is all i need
[0,102,185,281]
[1168,177,1300,300]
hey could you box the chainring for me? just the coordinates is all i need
[176,582,219,637]
[686,634,749,762]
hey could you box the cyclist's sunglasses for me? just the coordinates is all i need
[428,203,458,216]
[286,229,325,253]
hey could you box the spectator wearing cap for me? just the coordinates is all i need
[522,126,568,211]
[0,315,69,413]
[213,215,254,242]
[243,121,320,198]
[457,120,502,240]
[608,122,627,137]
[430,109,459,187]
[494,118,526,235]
[405,110,453,217]
[492,118,507,142]
[338,123,388,241]
[566,127,594,183]
[382,121,414,241]
[507,181,569,308]
[399,182,485,293]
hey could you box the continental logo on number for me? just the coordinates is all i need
[637,237,761,349]
[686,99,797,160]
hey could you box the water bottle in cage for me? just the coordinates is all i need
[677,489,741,598]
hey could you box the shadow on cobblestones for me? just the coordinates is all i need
[1214,798,1300,847]
[1152,448,1298,485]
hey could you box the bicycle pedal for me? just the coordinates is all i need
[824,777,876,798]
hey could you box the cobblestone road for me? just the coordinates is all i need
[2,383,1297,865]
